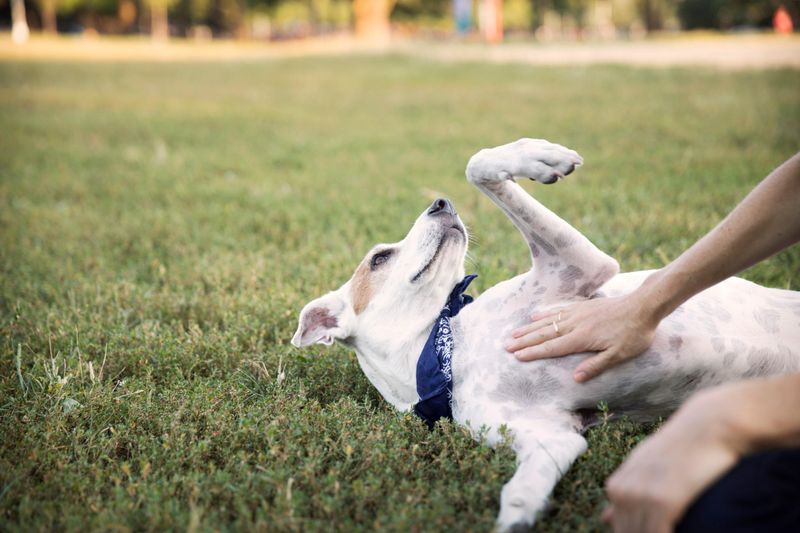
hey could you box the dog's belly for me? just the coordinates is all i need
[451,271,800,428]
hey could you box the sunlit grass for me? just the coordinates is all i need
[1,57,798,531]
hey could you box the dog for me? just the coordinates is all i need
[291,139,800,530]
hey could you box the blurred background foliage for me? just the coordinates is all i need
[1,0,797,41]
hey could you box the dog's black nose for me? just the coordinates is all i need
[428,198,456,216]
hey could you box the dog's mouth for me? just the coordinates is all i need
[410,223,465,283]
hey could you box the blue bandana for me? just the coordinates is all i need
[413,274,477,428]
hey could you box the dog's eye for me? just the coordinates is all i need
[370,250,393,270]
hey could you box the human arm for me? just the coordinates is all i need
[602,372,800,533]
[505,152,800,382]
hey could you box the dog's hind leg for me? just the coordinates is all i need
[494,417,587,531]
[466,138,618,299]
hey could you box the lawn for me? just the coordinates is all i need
[1,55,798,532]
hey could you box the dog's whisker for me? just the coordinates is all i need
[464,251,479,269]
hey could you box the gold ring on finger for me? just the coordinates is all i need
[557,310,563,323]
[552,320,560,336]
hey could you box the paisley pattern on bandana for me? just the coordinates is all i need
[413,275,477,428]
[436,317,453,383]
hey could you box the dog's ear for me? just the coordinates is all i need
[291,291,353,347]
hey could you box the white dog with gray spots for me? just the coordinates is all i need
[292,139,800,531]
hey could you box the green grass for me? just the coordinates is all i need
[1,55,798,532]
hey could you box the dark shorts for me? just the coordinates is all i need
[677,448,800,533]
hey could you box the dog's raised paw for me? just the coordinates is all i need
[514,138,583,185]
[466,138,583,186]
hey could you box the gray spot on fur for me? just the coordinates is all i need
[554,232,575,249]
[634,351,663,369]
[744,345,796,377]
[669,335,683,352]
[546,353,584,371]
[489,369,561,405]
[698,315,719,335]
[745,347,775,377]
[710,337,725,353]
[753,308,780,334]
[530,233,557,257]
[779,344,798,370]
[558,265,584,294]
[669,319,686,332]
[701,299,732,322]
[670,372,703,394]
[534,285,547,296]
[697,299,715,316]
[484,297,504,313]
[604,383,658,414]
[715,305,733,322]
[559,265,584,282]
[577,282,596,298]
[731,339,747,353]
[767,296,800,314]
[723,352,737,366]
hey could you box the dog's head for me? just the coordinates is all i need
[292,198,468,350]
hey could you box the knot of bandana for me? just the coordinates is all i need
[413,274,477,428]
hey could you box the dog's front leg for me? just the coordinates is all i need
[496,422,587,531]
[466,139,618,298]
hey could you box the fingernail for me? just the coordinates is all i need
[574,371,588,382]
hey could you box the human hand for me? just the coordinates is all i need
[504,293,659,382]
[602,389,742,533]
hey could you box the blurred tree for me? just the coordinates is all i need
[245,0,281,15]
[677,0,720,28]
[504,0,532,31]
[37,0,57,32]
[11,0,30,42]
[175,0,211,32]
[240,0,280,36]
[391,0,448,20]
[635,0,673,31]
[529,0,543,29]
[610,0,638,32]
[569,0,589,30]
[676,0,788,29]
[353,0,396,41]
[529,0,591,32]
[117,0,136,31]
[54,0,130,32]
[144,0,178,39]
[211,0,248,36]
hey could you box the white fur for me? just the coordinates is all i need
[293,139,800,531]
